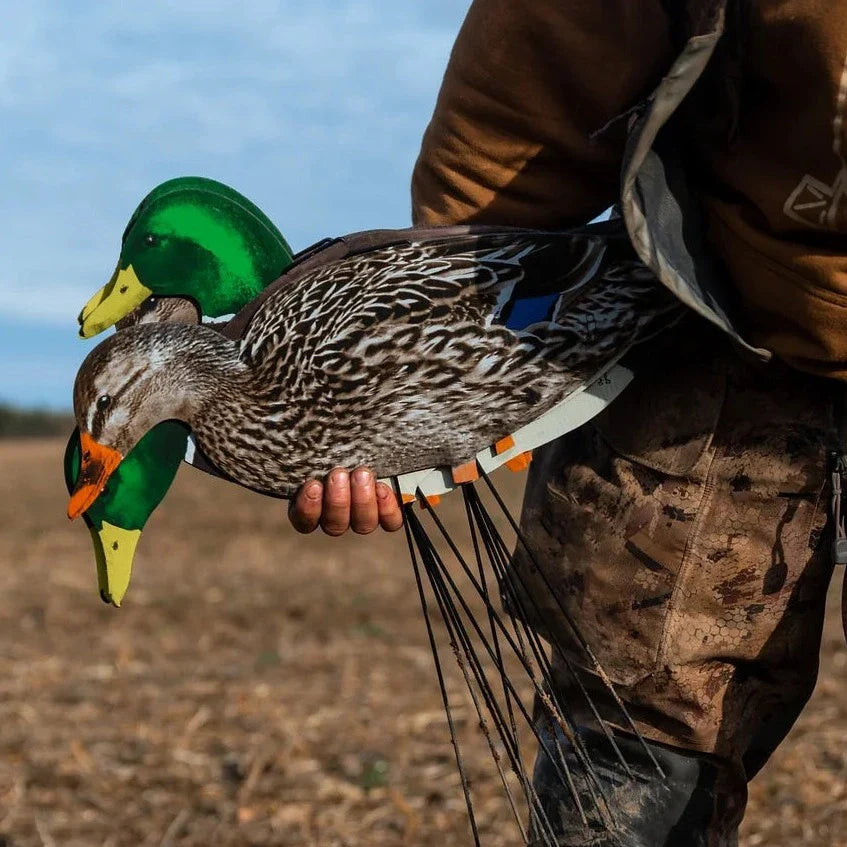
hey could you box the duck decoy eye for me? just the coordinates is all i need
[144,233,159,247]
[96,394,111,411]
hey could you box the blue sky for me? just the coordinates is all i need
[0,1,470,408]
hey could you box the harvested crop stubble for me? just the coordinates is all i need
[0,439,843,846]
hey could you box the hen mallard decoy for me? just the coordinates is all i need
[66,177,294,605]
[67,224,681,520]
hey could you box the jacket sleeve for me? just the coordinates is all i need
[411,0,674,228]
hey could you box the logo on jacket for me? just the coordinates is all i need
[784,51,847,230]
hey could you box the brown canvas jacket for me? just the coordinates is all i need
[413,0,847,379]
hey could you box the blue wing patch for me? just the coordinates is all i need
[501,293,561,330]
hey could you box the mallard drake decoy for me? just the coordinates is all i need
[66,177,295,605]
[67,224,681,520]
[64,421,188,605]
[77,176,293,338]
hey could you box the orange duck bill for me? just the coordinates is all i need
[67,432,123,520]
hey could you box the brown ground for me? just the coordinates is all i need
[0,439,844,846]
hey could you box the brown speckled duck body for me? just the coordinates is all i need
[70,224,681,511]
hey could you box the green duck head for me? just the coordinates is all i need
[78,176,293,338]
[64,422,189,606]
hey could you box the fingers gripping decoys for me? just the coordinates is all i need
[64,177,295,605]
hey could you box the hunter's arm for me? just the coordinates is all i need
[412,0,673,228]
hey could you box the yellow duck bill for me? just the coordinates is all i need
[89,522,141,608]
[67,432,123,520]
[78,264,152,338]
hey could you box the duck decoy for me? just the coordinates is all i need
[67,220,680,525]
[65,177,295,606]
[78,175,293,337]
[64,420,188,605]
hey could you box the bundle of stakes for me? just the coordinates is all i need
[393,469,665,845]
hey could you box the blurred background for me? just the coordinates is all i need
[0,0,470,410]
[0,2,845,845]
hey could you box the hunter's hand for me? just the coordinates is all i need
[288,467,404,536]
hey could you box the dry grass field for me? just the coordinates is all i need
[0,438,844,846]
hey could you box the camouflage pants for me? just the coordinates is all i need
[515,318,841,844]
